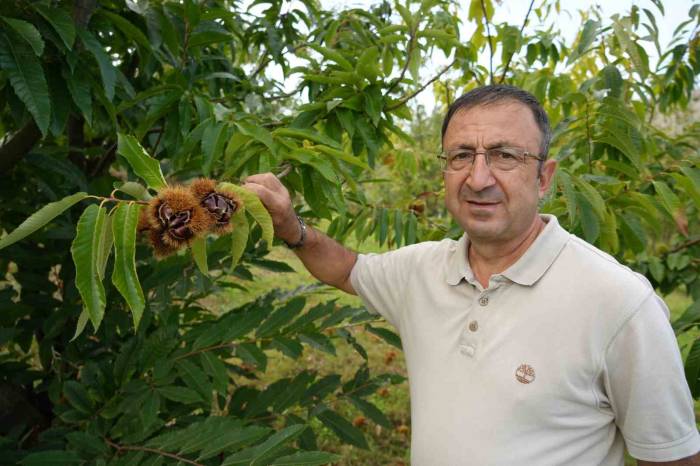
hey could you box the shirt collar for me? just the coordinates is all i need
[446,214,570,287]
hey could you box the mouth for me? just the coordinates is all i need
[466,200,500,206]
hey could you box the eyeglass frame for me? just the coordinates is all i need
[437,146,546,173]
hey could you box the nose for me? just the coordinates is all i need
[465,153,496,192]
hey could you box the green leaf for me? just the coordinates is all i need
[612,19,648,79]
[97,10,152,53]
[117,133,168,191]
[230,211,249,270]
[684,338,700,398]
[64,380,93,414]
[157,386,204,404]
[71,310,90,341]
[652,180,681,220]
[112,203,146,329]
[32,5,75,49]
[77,28,116,100]
[568,19,600,64]
[257,297,306,337]
[235,121,277,156]
[191,237,209,275]
[363,85,383,127]
[270,451,342,466]
[356,46,380,82]
[97,210,113,280]
[116,181,152,201]
[64,67,92,125]
[673,300,700,334]
[314,145,369,169]
[307,43,353,71]
[177,360,212,403]
[20,451,81,466]
[0,192,87,250]
[198,426,271,461]
[577,193,600,243]
[0,32,50,135]
[71,205,107,330]
[348,397,392,428]
[316,409,368,449]
[202,121,227,177]
[1,17,44,56]
[219,183,274,247]
[274,127,342,150]
[365,325,402,349]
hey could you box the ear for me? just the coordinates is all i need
[537,159,557,199]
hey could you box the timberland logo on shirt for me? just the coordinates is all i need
[515,364,535,384]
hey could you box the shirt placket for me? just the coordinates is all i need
[459,279,503,358]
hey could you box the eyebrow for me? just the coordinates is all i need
[454,140,516,150]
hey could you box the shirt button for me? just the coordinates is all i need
[479,296,489,306]
[468,320,479,332]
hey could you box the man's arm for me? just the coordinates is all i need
[243,173,357,295]
[638,452,700,465]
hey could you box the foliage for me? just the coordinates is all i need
[0,0,699,464]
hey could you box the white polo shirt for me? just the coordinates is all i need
[350,215,700,465]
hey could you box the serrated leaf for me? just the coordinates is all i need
[684,338,700,398]
[577,193,599,243]
[191,237,209,275]
[71,310,90,341]
[157,386,204,404]
[235,121,277,156]
[0,32,50,134]
[274,127,342,150]
[112,203,146,329]
[270,451,342,466]
[117,133,168,191]
[33,4,75,49]
[257,297,306,337]
[97,212,113,280]
[64,380,93,414]
[219,183,274,246]
[1,17,44,56]
[177,360,213,403]
[71,205,107,330]
[0,192,87,250]
[348,397,392,428]
[365,325,402,349]
[652,180,681,219]
[64,67,92,125]
[307,43,353,71]
[316,409,368,449]
[198,426,271,461]
[230,211,249,271]
[77,28,116,100]
[116,181,152,200]
[20,451,81,466]
[222,425,306,466]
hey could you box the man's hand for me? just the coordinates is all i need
[242,172,358,294]
[243,173,302,245]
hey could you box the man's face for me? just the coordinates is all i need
[442,101,556,244]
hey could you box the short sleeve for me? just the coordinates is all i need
[603,292,700,461]
[349,246,418,329]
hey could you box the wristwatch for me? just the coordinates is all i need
[284,214,306,249]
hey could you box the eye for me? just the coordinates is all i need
[451,151,475,161]
[492,149,517,160]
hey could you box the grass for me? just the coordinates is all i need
[213,241,698,466]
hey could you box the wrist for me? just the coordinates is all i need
[282,214,306,249]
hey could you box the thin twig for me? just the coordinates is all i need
[276,163,292,179]
[105,439,203,466]
[386,58,457,111]
[668,237,700,254]
[480,0,494,84]
[499,0,535,83]
[384,32,416,97]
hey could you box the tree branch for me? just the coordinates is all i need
[499,0,535,83]
[480,0,494,84]
[668,237,700,254]
[386,58,456,111]
[0,121,41,174]
[105,439,204,466]
[384,32,416,97]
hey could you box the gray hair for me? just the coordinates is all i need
[441,84,551,158]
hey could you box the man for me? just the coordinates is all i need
[244,85,700,465]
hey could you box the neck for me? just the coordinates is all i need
[468,216,546,288]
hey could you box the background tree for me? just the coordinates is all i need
[0,0,698,464]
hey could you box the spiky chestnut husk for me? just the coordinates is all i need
[189,178,241,234]
[148,228,179,258]
[147,186,213,248]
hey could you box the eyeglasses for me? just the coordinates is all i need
[437,147,545,173]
